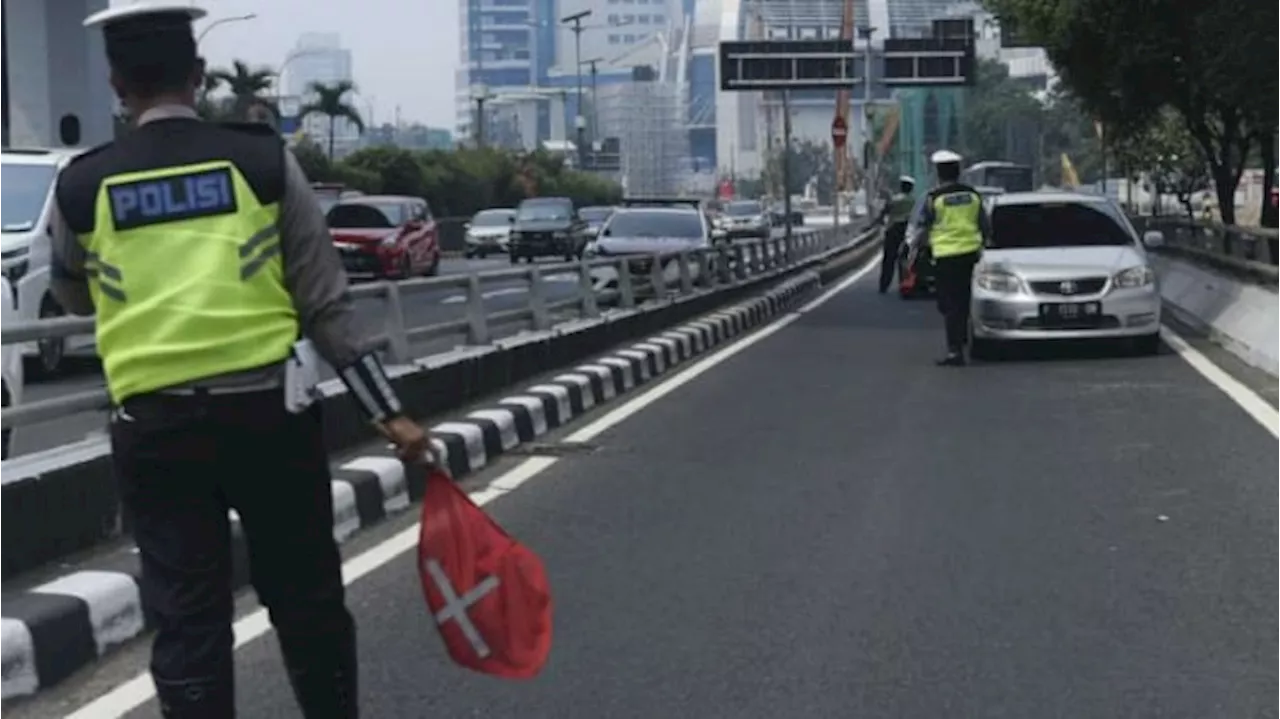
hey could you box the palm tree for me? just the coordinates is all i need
[299,80,365,160]
[207,60,276,120]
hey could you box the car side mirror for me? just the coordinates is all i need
[463,222,471,230]
[1142,230,1165,248]
[601,228,612,237]
[508,216,516,224]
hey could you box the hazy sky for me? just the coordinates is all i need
[111,0,461,129]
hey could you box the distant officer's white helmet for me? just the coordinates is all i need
[930,149,963,165]
[899,175,916,187]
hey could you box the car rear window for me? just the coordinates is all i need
[327,202,404,229]
[606,210,704,238]
[990,202,1134,249]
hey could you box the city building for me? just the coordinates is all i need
[284,33,361,157]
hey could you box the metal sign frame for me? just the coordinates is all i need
[718,38,974,92]
[881,38,975,86]
[719,40,865,91]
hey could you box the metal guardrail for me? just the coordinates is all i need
[1131,212,1280,282]
[1,226,860,432]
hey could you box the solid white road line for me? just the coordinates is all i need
[1159,325,1279,438]
[64,258,879,719]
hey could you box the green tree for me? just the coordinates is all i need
[1110,108,1210,219]
[985,0,1277,225]
[206,60,276,121]
[762,140,836,203]
[299,80,366,161]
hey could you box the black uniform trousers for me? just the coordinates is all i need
[878,221,908,292]
[110,387,356,718]
[932,250,981,352]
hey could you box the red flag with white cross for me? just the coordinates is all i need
[417,467,553,678]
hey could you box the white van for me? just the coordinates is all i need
[2,276,23,459]
[1,148,94,378]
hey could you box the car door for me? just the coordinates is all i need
[418,200,440,261]
[401,201,429,269]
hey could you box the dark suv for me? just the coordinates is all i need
[509,197,589,263]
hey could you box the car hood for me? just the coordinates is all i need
[331,228,396,246]
[597,236,706,255]
[980,245,1143,279]
[468,226,510,238]
[513,220,571,232]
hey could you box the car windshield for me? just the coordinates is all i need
[517,201,571,222]
[606,210,703,239]
[472,209,514,226]
[580,207,614,223]
[327,202,405,229]
[2,163,58,233]
[990,201,1134,249]
[725,201,762,217]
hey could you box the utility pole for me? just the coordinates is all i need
[858,26,877,204]
[561,9,592,169]
[782,90,794,245]
[582,57,603,144]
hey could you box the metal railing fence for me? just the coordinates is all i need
[1,225,866,431]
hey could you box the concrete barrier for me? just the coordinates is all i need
[0,229,885,700]
[1153,254,1279,377]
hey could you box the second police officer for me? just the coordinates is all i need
[877,175,917,293]
[907,150,992,366]
[49,4,430,716]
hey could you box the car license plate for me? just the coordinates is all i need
[1040,302,1101,322]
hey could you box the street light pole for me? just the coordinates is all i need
[582,57,603,144]
[561,9,591,168]
[194,13,257,44]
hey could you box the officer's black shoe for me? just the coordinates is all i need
[154,676,234,719]
[283,638,359,719]
[935,351,966,367]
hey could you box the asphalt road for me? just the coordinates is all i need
[29,257,1275,718]
[7,224,818,457]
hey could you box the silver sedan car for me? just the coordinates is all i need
[970,191,1165,357]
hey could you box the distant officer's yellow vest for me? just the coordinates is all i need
[83,160,298,402]
[887,193,915,224]
[929,189,983,258]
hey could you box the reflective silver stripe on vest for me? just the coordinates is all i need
[85,251,127,302]
[240,225,282,280]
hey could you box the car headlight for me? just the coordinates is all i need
[380,235,398,248]
[2,260,29,284]
[553,230,569,240]
[975,270,1025,294]
[1113,265,1155,288]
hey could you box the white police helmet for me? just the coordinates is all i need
[930,149,963,165]
[899,175,916,187]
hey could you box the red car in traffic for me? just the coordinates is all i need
[326,195,442,280]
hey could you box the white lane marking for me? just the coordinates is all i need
[66,261,878,719]
[1159,325,1279,438]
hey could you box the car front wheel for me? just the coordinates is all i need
[28,294,68,379]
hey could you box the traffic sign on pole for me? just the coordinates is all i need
[831,115,848,148]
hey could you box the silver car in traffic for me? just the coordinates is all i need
[970,191,1165,356]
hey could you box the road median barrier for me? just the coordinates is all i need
[0,225,881,700]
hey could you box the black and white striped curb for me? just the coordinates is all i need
[0,271,820,701]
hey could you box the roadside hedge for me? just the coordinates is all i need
[292,141,623,217]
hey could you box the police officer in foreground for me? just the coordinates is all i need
[876,175,917,293]
[907,150,991,366]
[50,4,429,716]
